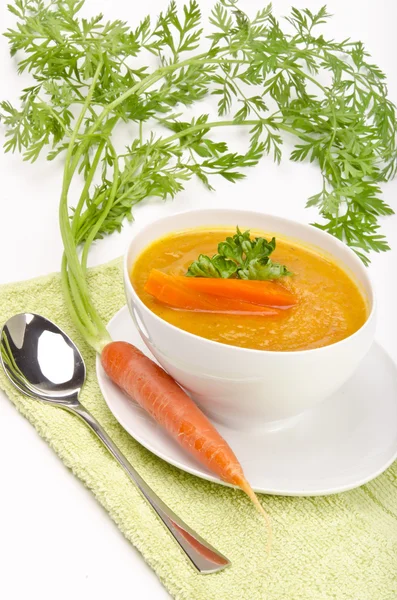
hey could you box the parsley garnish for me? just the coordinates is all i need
[186,228,292,280]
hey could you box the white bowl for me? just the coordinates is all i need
[123,210,376,431]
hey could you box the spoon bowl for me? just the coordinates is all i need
[0,312,230,574]
[1,313,84,404]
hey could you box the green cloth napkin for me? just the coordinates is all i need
[1,260,396,600]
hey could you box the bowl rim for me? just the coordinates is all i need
[123,208,376,356]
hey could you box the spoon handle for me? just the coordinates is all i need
[70,401,230,574]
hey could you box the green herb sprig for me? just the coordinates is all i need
[186,227,291,280]
[1,0,396,350]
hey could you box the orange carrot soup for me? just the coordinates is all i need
[131,228,368,351]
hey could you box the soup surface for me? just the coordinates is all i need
[131,228,368,351]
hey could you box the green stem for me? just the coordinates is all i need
[75,191,107,244]
[59,60,111,350]
[159,118,315,146]
[276,123,325,143]
[71,140,106,235]
[69,83,100,120]
[61,255,106,353]
[76,151,147,241]
[67,268,99,337]
[139,120,143,145]
[160,119,264,145]
[81,144,119,274]
[59,60,103,249]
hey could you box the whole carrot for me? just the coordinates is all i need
[101,341,271,540]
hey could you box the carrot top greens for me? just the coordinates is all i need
[1,0,396,349]
[186,228,292,280]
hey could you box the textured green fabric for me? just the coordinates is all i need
[1,259,397,600]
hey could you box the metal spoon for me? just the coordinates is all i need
[0,312,230,574]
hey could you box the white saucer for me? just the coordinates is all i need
[96,306,397,496]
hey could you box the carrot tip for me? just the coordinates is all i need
[239,478,273,556]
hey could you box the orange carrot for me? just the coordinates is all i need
[101,341,271,543]
[180,274,296,307]
[147,269,296,307]
[144,270,281,316]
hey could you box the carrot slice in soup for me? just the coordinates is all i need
[145,269,296,308]
[144,270,280,315]
[176,274,297,307]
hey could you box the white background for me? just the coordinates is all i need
[0,1,396,599]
